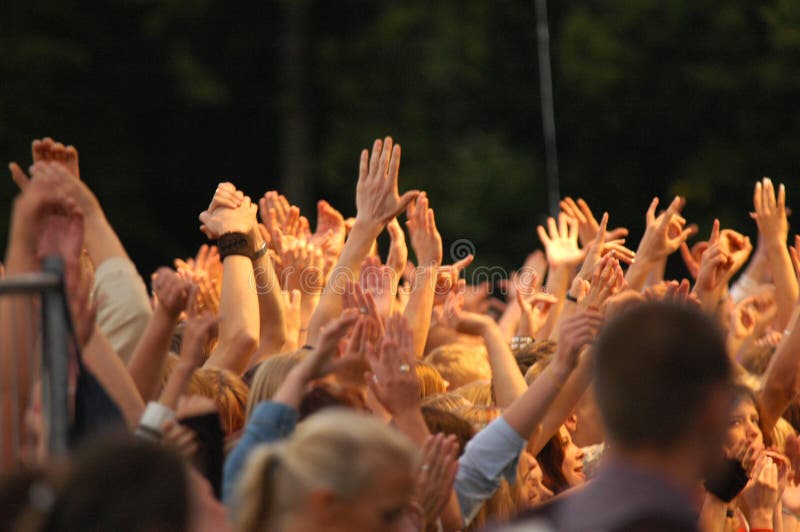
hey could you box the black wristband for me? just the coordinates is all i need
[252,240,268,260]
[218,232,253,261]
[566,293,578,303]
[704,458,749,503]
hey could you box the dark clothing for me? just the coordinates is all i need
[509,459,697,532]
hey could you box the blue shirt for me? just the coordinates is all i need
[222,401,298,508]
[455,416,527,526]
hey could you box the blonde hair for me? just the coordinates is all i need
[422,392,473,413]
[424,343,491,390]
[246,352,304,420]
[163,354,249,435]
[415,361,449,398]
[459,405,502,432]
[454,380,494,407]
[236,409,416,532]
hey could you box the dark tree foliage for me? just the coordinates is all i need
[1,1,799,280]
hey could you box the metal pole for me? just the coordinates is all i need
[40,257,70,455]
[535,0,560,215]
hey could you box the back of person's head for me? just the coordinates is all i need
[513,340,557,376]
[594,301,732,451]
[236,409,416,532]
[459,405,502,432]
[187,366,249,435]
[414,361,449,398]
[424,343,491,390]
[43,435,189,532]
[421,406,475,456]
[245,352,303,419]
[524,355,552,386]
[421,392,473,413]
[298,381,366,420]
[453,380,494,407]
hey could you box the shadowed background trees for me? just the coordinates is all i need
[2,0,799,280]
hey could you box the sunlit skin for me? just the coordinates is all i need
[519,451,554,506]
[322,460,417,532]
[724,396,764,455]
[559,425,586,487]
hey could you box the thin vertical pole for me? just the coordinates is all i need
[535,0,560,215]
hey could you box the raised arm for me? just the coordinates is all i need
[199,193,260,374]
[752,178,797,329]
[307,137,419,343]
[625,196,694,292]
[127,268,192,402]
[442,288,527,408]
[403,193,443,357]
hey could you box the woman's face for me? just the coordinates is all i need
[558,426,586,487]
[330,461,416,532]
[725,396,764,453]
[519,451,554,506]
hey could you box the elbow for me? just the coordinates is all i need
[230,330,259,359]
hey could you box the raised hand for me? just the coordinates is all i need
[643,279,699,306]
[343,280,385,335]
[366,314,420,415]
[406,192,443,267]
[415,433,459,526]
[559,196,628,247]
[9,137,80,190]
[554,309,603,371]
[730,291,777,340]
[207,182,244,212]
[636,196,695,262]
[360,259,396,320]
[752,177,788,245]
[442,285,493,336]
[693,220,733,294]
[679,240,708,279]
[385,218,409,278]
[179,312,220,369]
[537,213,585,269]
[152,267,193,318]
[356,137,420,227]
[516,290,559,338]
[198,195,257,239]
[310,199,346,259]
[577,212,635,281]
[741,455,780,528]
[161,419,199,459]
[580,254,626,311]
[296,309,360,381]
[719,229,753,283]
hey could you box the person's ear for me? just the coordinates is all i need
[565,411,578,434]
[308,488,340,525]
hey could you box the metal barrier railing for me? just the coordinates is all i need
[0,258,72,470]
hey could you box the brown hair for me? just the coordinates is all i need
[536,433,570,495]
[421,406,475,456]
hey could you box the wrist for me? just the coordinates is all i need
[351,217,383,238]
[748,509,774,528]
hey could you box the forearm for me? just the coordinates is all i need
[127,307,180,402]
[531,348,593,454]
[481,323,527,408]
[298,293,320,345]
[307,221,381,343]
[497,300,521,341]
[403,267,437,358]
[759,305,800,431]
[206,255,259,374]
[537,266,571,341]
[84,327,145,427]
[765,240,798,329]
[503,359,574,441]
[158,362,194,410]
[644,255,667,287]
[698,493,729,532]
[83,211,131,266]
[625,257,657,292]
[252,251,286,360]
[392,409,431,446]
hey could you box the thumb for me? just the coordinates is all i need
[9,162,30,190]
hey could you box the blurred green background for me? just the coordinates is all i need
[1,0,799,280]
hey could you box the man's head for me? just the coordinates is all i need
[593,301,732,459]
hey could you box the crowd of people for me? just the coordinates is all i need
[1,135,800,531]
